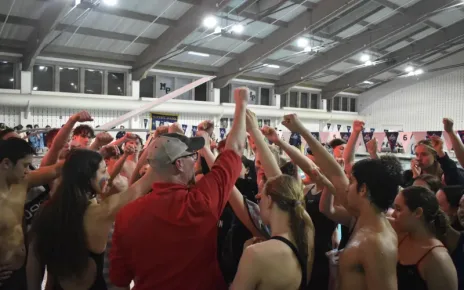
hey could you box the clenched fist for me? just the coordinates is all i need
[95,132,114,147]
[282,114,304,133]
[443,118,454,133]
[234,87,249,104]
[72,111,93,123]
[124,143,136,155]
[261,126,279,143]
[245,109,259,132]
[352,120,365,133]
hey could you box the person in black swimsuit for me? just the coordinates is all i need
[436,185,464,231]
[392,186,457,290]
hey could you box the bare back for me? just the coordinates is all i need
[338,218,397,290]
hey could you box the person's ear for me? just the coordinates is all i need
[174,159,184,172]
[0,158,11,170]
[414,207,424,219]
[359,183,368,198]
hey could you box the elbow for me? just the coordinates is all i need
[225,143,245,156]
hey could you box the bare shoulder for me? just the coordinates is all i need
[359,229,397,263]
[421,246,454,268]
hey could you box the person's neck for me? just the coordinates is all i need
[269,208,291,238]
[356,202,385,230]
[0,174,11,193]
[408,224,435,242]
[126,154,137,162]
[152,173,189,186]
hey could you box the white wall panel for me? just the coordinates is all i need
[0,106,21,127]
[359,68,464,131]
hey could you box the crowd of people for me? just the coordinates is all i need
[0,87,463,290]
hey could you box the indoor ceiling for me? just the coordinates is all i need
[0,0,464,97]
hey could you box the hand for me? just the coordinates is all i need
[281,114,304,133]
[335,158,344,169]
[430,135,444,156]
[196,130,211,149]
[210,139,217,150]
[366,138,378,154]
[261,126,279,143]
[234,87,249,104]
[244,237,265,249]
[72,111,93,123]
[0,265,12,287]
[443,118,454,133]
[198,120,214,131]
[411,159,421,178]
[169,123,184,135]
[352,120,365,133]
[124,143,136,155]
[95,132,114,147]
[123,133,137,142]
[245,109,259,132]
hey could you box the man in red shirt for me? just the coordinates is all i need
[110,87,249,290]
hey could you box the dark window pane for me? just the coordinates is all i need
[260,88,270,106]
[289,91,298,108]
[333,96,340,111]
[350,98,356,112]
[108,72,125,96]
[327,99,332,112]
[300,92,309,108]
[140,76,154,98]
[281,93,288,108]
[342,97,348,111]
[85,69,103,94]
[59,67,79,93]
[220,85,230,103]
[195,83,207,101]
[33,65,53,91]
[0,61,14,89]
[311,93,318,109]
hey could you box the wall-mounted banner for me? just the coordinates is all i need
[398,132,413,154]
[220,118,228,129]
[386,132,399,151]
[289,132,302,148]
[219,128,226,139]
[264,119,271,127]
[337,124,341,131]
[182,124,188,134]
[347,126,351,133]
[192,125,198,137]
[373,132,385,152]
[370,128,375,133]
[143,118,148,129]
[311,132,320,141]
[258,119,263,128]
[320,132,330,144]
[340,132,351,143]
[329,132,341,143]
[457,131,464,144]
[426,131,443,138]
[412,131,427,142]
[327,123,331,131]
[384,129,389,133]
[362,131,374,151]
[151,113,178,131]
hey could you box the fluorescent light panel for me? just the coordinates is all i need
[188,51,210,57]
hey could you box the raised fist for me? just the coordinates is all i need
[281,114,304,133]
[352,120,365,132]
[430,135,444,154]
[100,145,120,159]
[443,118,454,133]
[245,109,259,132]
[168,123,184,135]
[124,143,136,155]
[123,132,137,141]
[234,87,249,104]
[95,132,114,146]
[366,137,378,154]
[196,130,210,149]
[72,111,93,123]
[261,126,279,143]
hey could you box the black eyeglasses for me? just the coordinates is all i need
[172,152,198,164]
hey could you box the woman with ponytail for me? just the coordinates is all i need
[392,186,458,290]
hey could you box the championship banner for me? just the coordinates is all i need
[182,124,188,134]
[384,129,389,133]
[443,131,455,151]
[347,126,351,133]
[337,124,342,131]
[398,132,413,154]
[327,123,331,131]
[143,118,148,129]
[426,131,443,138]
[329,132,341,142]
[219,128,226,139]
[100,76,215,130]
[192,125,198,137]
[362,131,374,151]
[413,131,427,142]
[457,131,464,144]
[289,132,302,148]
[151,113,178,131]
[320,132,330,144]
[386,132,399,151]
[373,132,385,152]
[340,132,351,143]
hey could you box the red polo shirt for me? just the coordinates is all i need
[109,150,242,290]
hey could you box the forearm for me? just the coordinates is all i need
[344,130,360,166]
[275,139,316,177]
[41,118,77,166]
[109,154,129,182]
[129,149,149,185]
[225,102,247,155]
[27,161,63,188]
[200,147,216,169]
[448,131,464,168]
[250,128,280,179]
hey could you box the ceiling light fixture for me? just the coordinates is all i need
[303,46,312,52]
[9,78,14,82]
[203,16,217,29]
[264,64,280,68]
[103,0,117,6]
[214,26,222,34]
[39,66,45,71]
[365,60,373,66]
[188,51,210,57]
[414,69,424,75]
[297,38,309,48]
[33,86,38,91]
[405,66,414,73]
[232,24,244,34]
[360,54,370,62]
[2,61,8,64]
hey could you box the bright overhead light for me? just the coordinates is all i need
[103,0,117,6]
[360,54,370,62]
[365,60,373,66]
[188,51,210,57]
[9,78,14,82]
[2,61,8,64]
[74,0,81,6]
[33,86,38,91]
[264,64,280,68]
[39,66,45,71]
[414,69,424,75]
[70,82,75,86]
[303,46,312,52]
[203,16,217,29]
[297,38,309,48]
[231,24,244,34]
[214,26,222,34]
[405,66,414,73]
[362,80,374,85]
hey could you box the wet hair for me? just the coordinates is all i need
[352,155,403,211]
[280,161,296,177]
[401,186,449,242]
[15,124,23,131]
[264,175,312,267]
[0,128,15,140]
[72,124,95,138]
[0,138,35,164]
[415,140,443,178]
[32,149,103,280]
[329,138,346,149]
[45,128,60,148]
[414,174,442,193]
[441,185,464,209]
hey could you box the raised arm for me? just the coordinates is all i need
[366,138,380,160]
[343,120,364,174]
[26,161,64,188]
[41,111,93,167]
[224,88,248,155]
[107,145,135,183]
[443,118,464,168]
[89,132,114,151]
[282,114,349,204]
[248,122,281,179]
